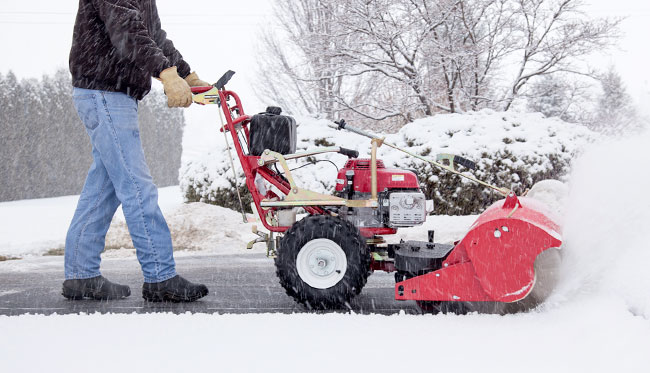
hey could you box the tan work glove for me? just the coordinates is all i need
[184,71,211,87]
[159,66,192,108]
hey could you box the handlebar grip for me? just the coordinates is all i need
[453,155,477,170]
[339,147,359,159]
[215,70,236,90]
[333,119,347,130]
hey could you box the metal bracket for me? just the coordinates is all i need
[246,225,267,249]
[246,225,278,257]
[191,87,221,105]
[436,153,459,171]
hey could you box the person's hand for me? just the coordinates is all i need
[159,66,192,108]
[184,72,211,87]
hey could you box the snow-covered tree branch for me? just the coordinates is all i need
[257,0,619,128]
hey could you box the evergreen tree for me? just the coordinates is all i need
[139,89,185,186]
[0,69,185,202]
[527,75,575,122]
[594,66,638,134]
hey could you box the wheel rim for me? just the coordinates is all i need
[296,238,348,289]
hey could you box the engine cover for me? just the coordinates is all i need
[334,159,420,193]
[335,159,426,229]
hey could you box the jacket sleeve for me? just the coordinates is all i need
[149,1,192,78]
[93,0,171,78]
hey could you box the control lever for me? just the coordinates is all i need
[338,147,359,158]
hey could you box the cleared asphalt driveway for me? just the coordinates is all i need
[0,253,420,316]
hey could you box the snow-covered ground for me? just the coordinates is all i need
[1,303,648,373]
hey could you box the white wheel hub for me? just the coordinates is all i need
[296,238,347,289]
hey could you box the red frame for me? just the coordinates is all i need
[213,89,325,233]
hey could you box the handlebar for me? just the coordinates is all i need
[330,119,379,140]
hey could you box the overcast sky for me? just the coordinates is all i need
[0,0,647,115]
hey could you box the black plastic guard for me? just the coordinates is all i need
[391,241,455,275]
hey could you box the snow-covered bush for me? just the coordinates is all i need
[180,110,597,215]
[181,159,253,213]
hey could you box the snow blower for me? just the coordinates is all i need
[191,71,563,312]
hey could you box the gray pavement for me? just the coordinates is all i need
[0,253,420,316]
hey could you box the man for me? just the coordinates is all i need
[63,0,210,302]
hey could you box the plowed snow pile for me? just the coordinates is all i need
[550,129,650,319]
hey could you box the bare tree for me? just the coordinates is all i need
[257,0,619,127]
[254,0,352,117]
[502,0,619,110]
[334,0,455,117]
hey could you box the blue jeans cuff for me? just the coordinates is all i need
[65,272,102,280]
[143,271,177,284]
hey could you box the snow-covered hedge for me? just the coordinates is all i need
[180,110,597,215]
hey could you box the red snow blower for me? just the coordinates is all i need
[191,71,563,312]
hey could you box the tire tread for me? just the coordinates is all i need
[275,215,370,310]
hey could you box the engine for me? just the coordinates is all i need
[334,159,427,228]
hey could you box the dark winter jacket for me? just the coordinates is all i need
[69,0,191,100]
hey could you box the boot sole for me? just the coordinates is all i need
[142,289,208,303]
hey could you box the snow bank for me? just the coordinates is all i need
[550,129,650,319]
[1,304,648,373]
[0,194,81,257]
[0,187,183,257]
[181,110,596,214]
[0,187,259,257]
[106,202,259,255]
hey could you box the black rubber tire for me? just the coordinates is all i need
[275,215,370,310]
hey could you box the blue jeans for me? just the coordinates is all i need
[65,88,177,283]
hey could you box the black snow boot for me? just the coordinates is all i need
[62,275,131,300]
[142,275,209,302]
